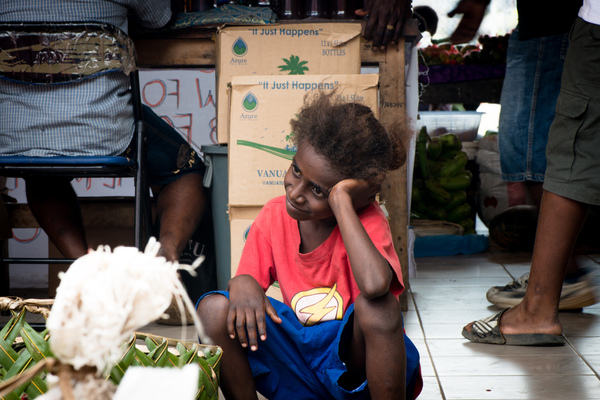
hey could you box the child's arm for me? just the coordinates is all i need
[328,178,394,299]
[228,274,282,351]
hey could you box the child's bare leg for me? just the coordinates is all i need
[196,294,259,400]
[345,292,407,400]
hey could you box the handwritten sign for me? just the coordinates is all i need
[139,68,217,152]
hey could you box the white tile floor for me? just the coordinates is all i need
[138,243,600,399]
[408,245,600,400]
[4,242,600,399]
[139,242,600,399]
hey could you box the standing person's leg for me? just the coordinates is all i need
[24,177,88,259]
[490,26,595,310]
[463,17,600,344]
[463,191,587,341]
[501,191,587,335]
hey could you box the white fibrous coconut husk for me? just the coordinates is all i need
[37,374,117,400]
[46,237,207,376]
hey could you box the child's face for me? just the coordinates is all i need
[284,142,344,222]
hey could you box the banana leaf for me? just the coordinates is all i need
[0,311,222,400]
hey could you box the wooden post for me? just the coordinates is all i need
[378,40,410,310]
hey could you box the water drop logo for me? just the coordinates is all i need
[243,225,251,243]
[242,92,258,112]
[232,37,248,57]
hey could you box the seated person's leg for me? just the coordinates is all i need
[151,173,205,262]
[142,105,207,262]
[344,292,407,399]
[24,176,87,259]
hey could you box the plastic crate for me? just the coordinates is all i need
[416,111,483,141]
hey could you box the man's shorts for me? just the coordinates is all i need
[123,105,205,187]
[544,17,600,206]
[198,291,422,400]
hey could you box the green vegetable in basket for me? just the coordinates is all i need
[426,159,443,177]
[458,217,475,232]
[438,174,471,191]
[424,178,451,204]
[440,152,468,177]
[442,190,467,211]
[416,126,430,179]
[426,136,443,160]
[427,206,448,221]
[411,186,428,214]
[438,149,467,162]
[438,133,462,151]
[446,202,472,223]
[457,168,473,180]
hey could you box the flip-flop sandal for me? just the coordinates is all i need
[462,309,565,346]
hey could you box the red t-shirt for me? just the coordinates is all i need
[236,196,404,326]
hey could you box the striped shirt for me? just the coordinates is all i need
[0,1,171,156]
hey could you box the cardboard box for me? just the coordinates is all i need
[229,205,284,302]
[229,206,262,278]
[228,73,379,207]
[216,23,362,143]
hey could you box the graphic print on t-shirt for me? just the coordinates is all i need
[290,284,344,326]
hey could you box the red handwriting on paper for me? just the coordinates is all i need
[12,228,41,243]
[142,79,167,107]
[103,178,122,189]
[196,78,215,109]
[74,177,93,190]
[209,117,217,144]
[169,79,181,109]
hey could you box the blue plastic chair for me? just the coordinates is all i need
[0,22,152,270]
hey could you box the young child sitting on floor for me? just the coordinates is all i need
[197,91,422,400]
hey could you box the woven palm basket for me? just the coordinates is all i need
[0,297,221,400]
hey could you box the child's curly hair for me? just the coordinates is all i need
[290,90,411,181]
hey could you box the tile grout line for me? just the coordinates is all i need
[408,287,447,400]
[563,335,600,380]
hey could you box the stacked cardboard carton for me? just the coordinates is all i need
[216,23,362,144]
[228,74,379,273]
[216,23,381,278]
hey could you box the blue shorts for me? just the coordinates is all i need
[199,291,422,400]
[122,105,205,186]
[498,27,569,182]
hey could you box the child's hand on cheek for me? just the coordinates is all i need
[329,174,384,211]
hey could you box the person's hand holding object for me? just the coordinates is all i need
[447,0,489,44]
[356,0,413,50]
